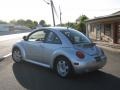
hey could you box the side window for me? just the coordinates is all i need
[45,32,61,44]
[28,30,47,42]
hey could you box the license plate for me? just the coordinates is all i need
[95,57,101,62]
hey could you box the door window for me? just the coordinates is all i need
[28,30,48,42]
[45,31,61,44]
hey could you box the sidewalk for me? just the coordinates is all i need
[95,41,120,49]
[94,41,120,53]
[0,30,31,36]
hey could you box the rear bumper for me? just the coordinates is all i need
[72,55,107,74]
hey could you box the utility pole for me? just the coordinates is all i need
[43,0,55,26]
[50,0,55,26]
[59,6,62,25]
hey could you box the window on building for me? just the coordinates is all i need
[91,24,94,32]
[104,24,111,36]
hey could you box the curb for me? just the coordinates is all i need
[0,53,12,62]
[97,45,120,53]
[96,43,120,49]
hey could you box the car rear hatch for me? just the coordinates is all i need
[73,43,99,56]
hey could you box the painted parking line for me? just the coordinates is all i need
[3,53,12,58]
[0,53,12,61]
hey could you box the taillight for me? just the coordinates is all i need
[76,51,85,59]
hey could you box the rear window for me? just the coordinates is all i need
[61,30,91,44]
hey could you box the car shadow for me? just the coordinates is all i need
[0,57,5,62]
[12,62,120,90]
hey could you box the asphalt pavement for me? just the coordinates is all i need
[0,50,120,90]
[0,32,120,90]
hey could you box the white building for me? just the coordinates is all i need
[0,24,30,32]
[0,24,14,32]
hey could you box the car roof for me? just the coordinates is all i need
[35,26,74,31]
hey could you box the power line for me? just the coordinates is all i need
[76,8,120,12]
[43,0,50,4]
[43,0,59,26]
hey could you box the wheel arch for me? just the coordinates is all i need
[52,55,73,71]
[12,44,26,59]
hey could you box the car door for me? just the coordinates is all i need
[23,29,48,63]
[40,31,62,65]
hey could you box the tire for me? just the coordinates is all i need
[12,47,22,63]
[54,57,73,78]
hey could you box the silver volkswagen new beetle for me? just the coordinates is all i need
[12,27,107,78]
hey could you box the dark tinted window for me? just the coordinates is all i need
[61,30,91,44]
[45,31,61,44]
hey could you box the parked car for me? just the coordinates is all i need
[12,27,107,78]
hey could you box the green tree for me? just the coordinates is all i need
[33,21,38,27]
[10,20,17,24]
[0,20,7,24]
[67,22,76,28]
[76,15,88,34]
[10,19,48,29]
[59,22,76,29]
[25,19,34,29]
[39,20,46,27]
[15,19,38,29]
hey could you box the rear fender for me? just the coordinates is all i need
[50,48,76,69]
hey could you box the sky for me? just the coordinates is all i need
[0,0,120,25]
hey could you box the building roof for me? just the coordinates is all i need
[111,11,120,15]
[86,11,120,23]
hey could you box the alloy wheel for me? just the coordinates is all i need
[57,60,70,77]
[12,48,22,62]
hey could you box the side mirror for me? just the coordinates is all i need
[23,36,28,41]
